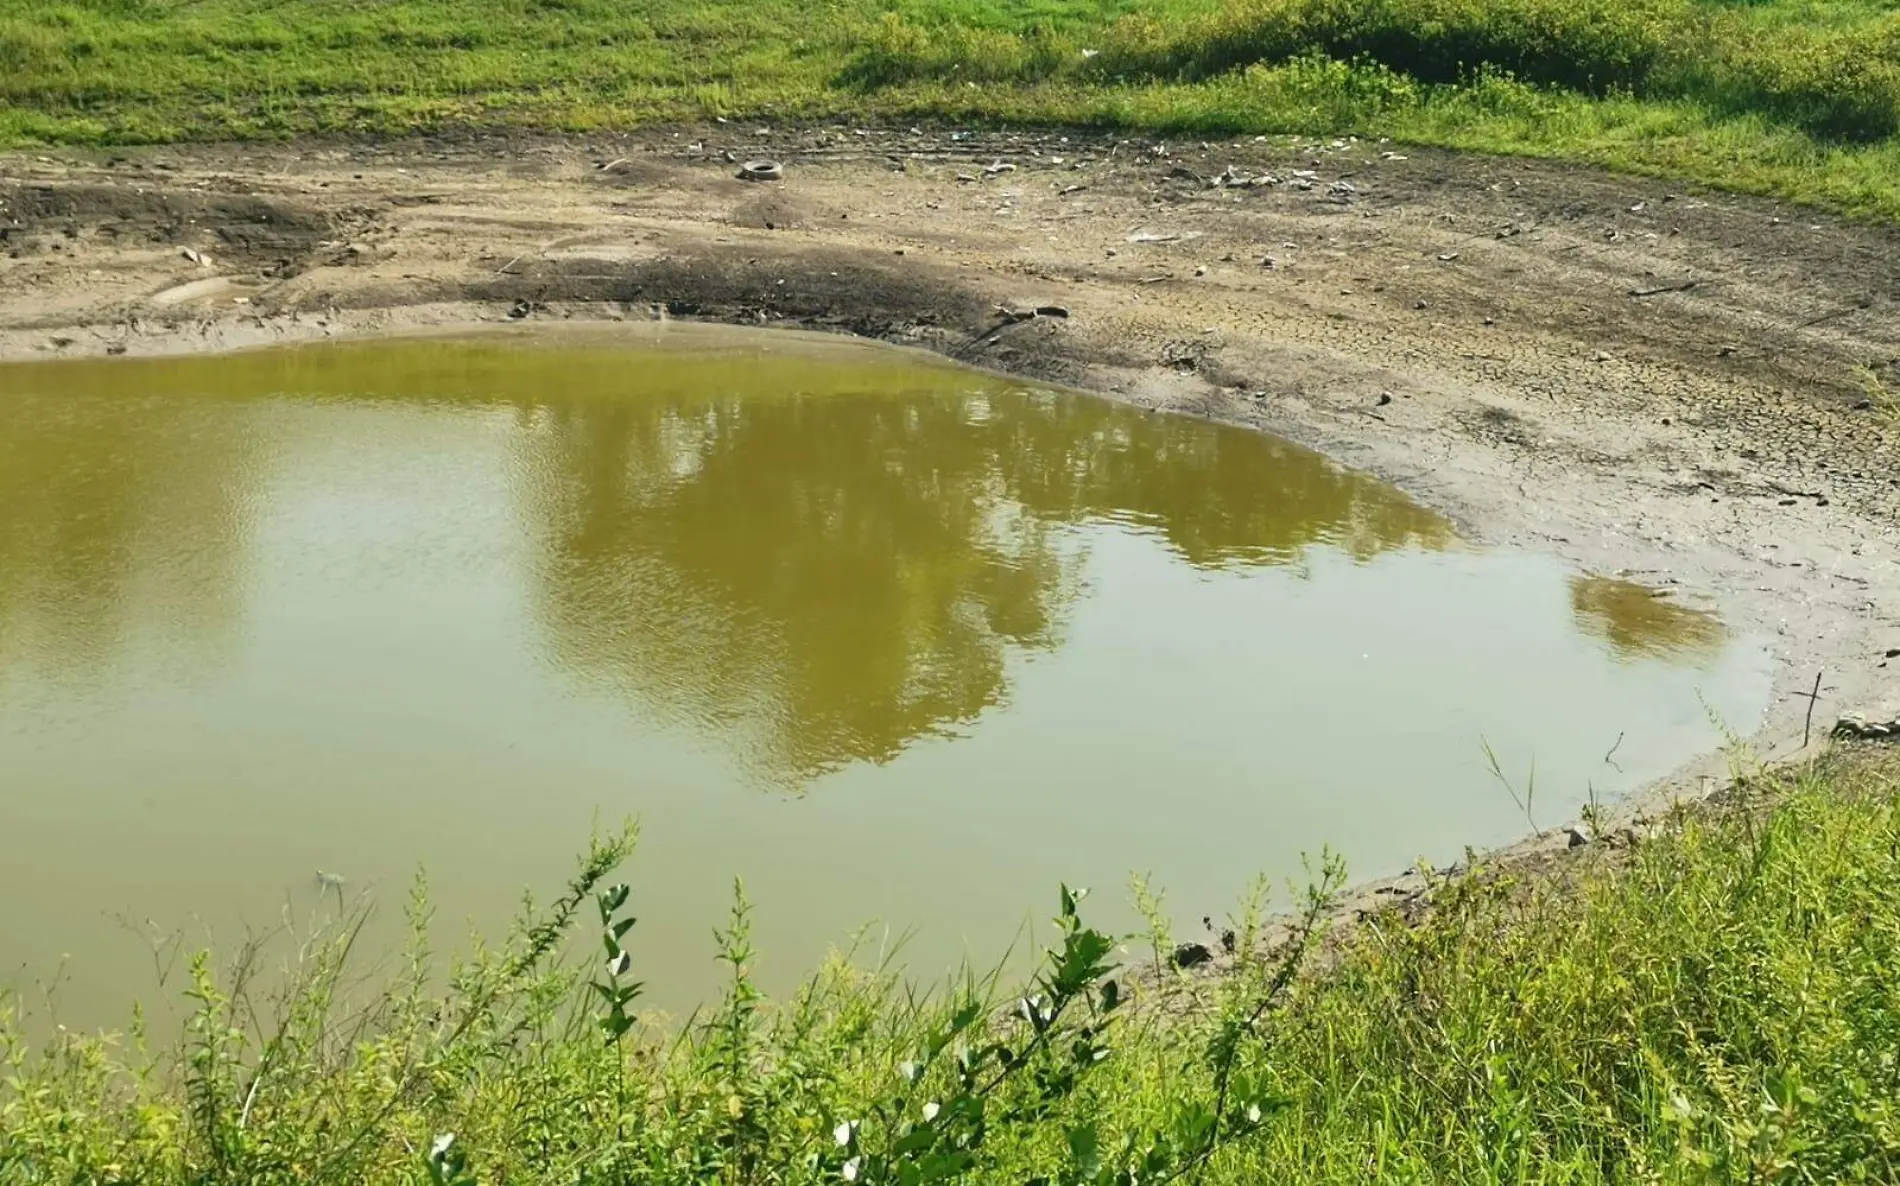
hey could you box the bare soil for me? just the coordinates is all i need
[4,126,1898,844]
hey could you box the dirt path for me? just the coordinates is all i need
[4,128,1898,814]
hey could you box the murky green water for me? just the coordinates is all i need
[0,328,1770,1025]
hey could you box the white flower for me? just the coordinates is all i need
[1246,1104,1262,1124]
[922,1102,941,1122]
[842,1156,862,1181]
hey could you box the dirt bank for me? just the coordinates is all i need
[4,126,1897,832]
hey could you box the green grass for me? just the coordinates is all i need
[2,0,1900,220]
[6,748,1900,1183]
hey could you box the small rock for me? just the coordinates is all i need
[1565,825,1591,849]
[1376,392,1392,407]
[1219,929,1237,954]
[1193,265,1207,277]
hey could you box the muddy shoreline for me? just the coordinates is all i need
[4,127,1897,901]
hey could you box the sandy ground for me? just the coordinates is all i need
[4,125,1898,844]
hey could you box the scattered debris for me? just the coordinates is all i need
[1835,714,1900,741]
[982,161,1017,176]
[181,247,209,267]
[736,160,783,182]
[1208,165,1275,188]
[1171,942,1212,969]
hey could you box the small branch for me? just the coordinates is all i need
[1628,280,1698,298]
[1796,299,1870,330]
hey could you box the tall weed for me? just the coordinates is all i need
[4,754,1900,1182]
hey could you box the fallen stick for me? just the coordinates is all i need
[1629,280,1699,297]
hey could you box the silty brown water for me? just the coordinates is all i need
[0,327,1770,1025]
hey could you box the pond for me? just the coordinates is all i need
[0,327,1770,1024]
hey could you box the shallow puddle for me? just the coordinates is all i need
[0,328,1770,1024]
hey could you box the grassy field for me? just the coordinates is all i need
[5,747,1899,1183]
[2,0,1900,219]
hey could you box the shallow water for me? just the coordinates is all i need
[0,328,1769,1025]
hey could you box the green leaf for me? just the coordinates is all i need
[1066,1122,1101,1177]
[893,1124,938,1156]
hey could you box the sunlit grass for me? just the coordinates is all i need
[1,0,1899,220]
